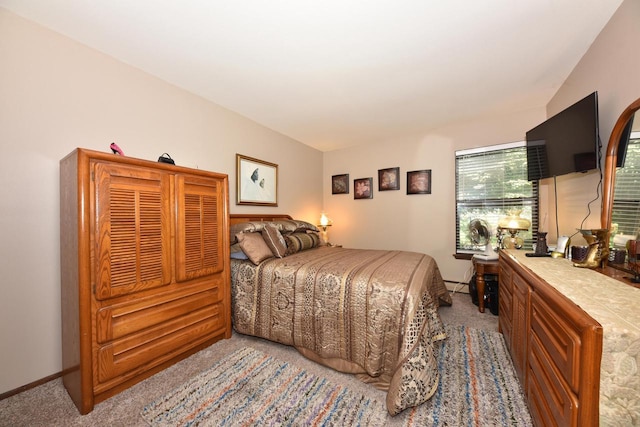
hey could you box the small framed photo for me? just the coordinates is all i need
[236,154,278,206]
[354,177,373,199]
[407,170,431,195]
[331,174,349,194]
[378,167,400,191]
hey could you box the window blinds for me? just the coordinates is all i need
[612,138,640,238]
[456,142,538,252]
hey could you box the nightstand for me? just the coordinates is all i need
[472,257,500,313]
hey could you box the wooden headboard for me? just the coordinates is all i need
[229,214,293,227]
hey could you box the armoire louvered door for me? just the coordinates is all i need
[94,162,171,300]
[60,148,230,415]
[175,174,224,282]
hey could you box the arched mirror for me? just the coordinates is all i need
[601,97,640,272]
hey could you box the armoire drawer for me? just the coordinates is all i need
[95,303,225,385]
[96,287,221,343]
[530,291,581,392]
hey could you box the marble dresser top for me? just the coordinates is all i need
[504,250,640,425]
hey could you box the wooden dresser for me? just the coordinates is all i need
[60,148,231,414]
[499,251,602,427]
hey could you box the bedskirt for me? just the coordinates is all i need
[230,246,451,415]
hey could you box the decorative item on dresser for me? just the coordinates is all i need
[497,210,531,250]
[60,148,231,414]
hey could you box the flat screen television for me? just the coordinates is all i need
[526,91,600,181]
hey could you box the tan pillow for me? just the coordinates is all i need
[261,224,287,258]
[236,232,274,265]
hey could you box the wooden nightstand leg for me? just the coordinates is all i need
[477,271,486,313]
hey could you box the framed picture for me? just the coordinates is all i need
[331,174,349,194]
[236,154,278,206]
[407,169,431,195]
[354,177,373,199]
[378,167,400,191]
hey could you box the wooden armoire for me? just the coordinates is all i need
[60,148,231,414]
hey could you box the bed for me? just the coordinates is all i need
[228,214,452,415]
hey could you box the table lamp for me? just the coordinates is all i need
[498,210,531,249]
[318,212,332,245]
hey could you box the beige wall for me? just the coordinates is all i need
[543,0,640,244]
[0,8,322,394]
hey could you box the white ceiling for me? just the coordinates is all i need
[0,1,623,152]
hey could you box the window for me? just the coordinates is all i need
[612,135,640,238]
[456,141,538,254]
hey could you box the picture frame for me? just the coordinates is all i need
[331,174,349,194]
[407,169,431,195]
[354,177,373,199]
[378,167,400,191]
[236,154,278,206]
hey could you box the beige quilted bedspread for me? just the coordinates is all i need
[230,246,452,415]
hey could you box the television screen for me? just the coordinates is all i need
[526,92,599,181]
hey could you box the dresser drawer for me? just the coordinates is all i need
[498,260,513,345]
[96,287,221,343]
[95,303,225,386]
[499,280,512,314]
[499,263,512,287]
[499,298,512,332]
[528,331,578,427]
[530,291,581,392]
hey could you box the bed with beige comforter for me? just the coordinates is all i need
[230,245,451,415]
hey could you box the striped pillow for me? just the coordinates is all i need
[284,232,320,255]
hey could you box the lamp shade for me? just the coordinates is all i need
[498,210,531,231]
[319,213,331,228]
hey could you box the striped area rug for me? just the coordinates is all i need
[141,326,532,426]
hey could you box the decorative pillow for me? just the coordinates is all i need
[236,232,274,265]
[261,224,288,258]
[230,219,319,243]
[270,220,299,234]
[230,221,270,244]
[230,251,249,260]
[230,243,249,260]
[290,219,319,233]
[284,231,321,255]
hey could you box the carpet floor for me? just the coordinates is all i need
[141,324,531,427]
[0,291,521,426]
